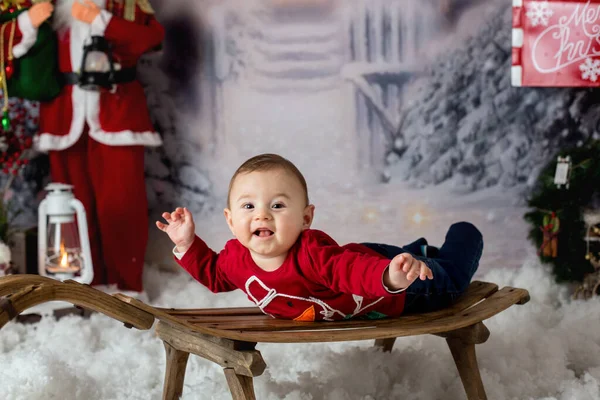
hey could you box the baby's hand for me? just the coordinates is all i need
[156,207,196,253]
[384,253,433,291]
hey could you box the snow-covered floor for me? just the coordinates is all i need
[2,180,599,400]
[1,256,599,400]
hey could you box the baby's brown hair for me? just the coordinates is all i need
[227,154,309,208]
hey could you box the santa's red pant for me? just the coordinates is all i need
[48,130,148,291]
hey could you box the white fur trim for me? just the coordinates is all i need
[35,129,162,151]
[85,85,100,130]
[71,20,94,73]
[83,85,162,147]
[69,85,87,147]
[35,85,162,151]
[513,0,522,6]
[511,66,522,87]
[13,12,37,58]
[91,10,112,35]
[90,129,162,146]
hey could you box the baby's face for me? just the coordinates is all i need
[224,169,313,266]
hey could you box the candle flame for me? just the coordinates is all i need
[60,252,68,267]
[59,242,68,267]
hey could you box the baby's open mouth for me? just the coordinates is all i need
[254,229,274,237]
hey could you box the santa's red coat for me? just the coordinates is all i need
[7,4,164,150]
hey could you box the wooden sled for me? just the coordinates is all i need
[0,275,529,400]
[0,275,154,330]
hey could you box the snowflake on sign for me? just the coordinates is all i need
[579,58,600,82]
[526,0,554,27]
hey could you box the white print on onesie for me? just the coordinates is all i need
[244,276,385,321]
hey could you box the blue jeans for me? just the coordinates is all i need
[362,222,484,314]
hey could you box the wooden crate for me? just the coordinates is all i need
[9,226,38,275]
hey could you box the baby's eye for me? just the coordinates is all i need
[242,203,254,209]
[272,203,285,209]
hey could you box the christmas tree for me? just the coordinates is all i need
[524,140,600,282]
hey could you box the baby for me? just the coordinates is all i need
[157,154,483,321]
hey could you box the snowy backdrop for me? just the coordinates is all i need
[137,0,600,268]
[2,0,600,399]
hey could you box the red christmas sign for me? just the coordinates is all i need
[512,0,600,86]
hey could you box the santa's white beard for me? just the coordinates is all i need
[52,0,107,32]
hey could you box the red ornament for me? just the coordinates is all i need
[4,63,13,79]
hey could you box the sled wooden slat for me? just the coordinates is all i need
[159,306,264,317]
[181,280,502,332]
[175,286,527,343]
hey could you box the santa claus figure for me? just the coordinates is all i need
[4,0,164,295]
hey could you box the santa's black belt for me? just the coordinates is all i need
[61,67,137,86]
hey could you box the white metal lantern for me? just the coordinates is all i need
[38,183,93,284]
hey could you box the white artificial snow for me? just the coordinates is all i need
[2,257,600,399]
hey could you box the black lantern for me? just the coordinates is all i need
[78,36,116,91]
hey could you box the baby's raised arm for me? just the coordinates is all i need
[156,207,196,253]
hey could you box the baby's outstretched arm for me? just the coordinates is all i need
[383,253,433,291]
[156,207,196,253]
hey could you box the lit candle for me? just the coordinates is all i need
[60,252,69,268]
